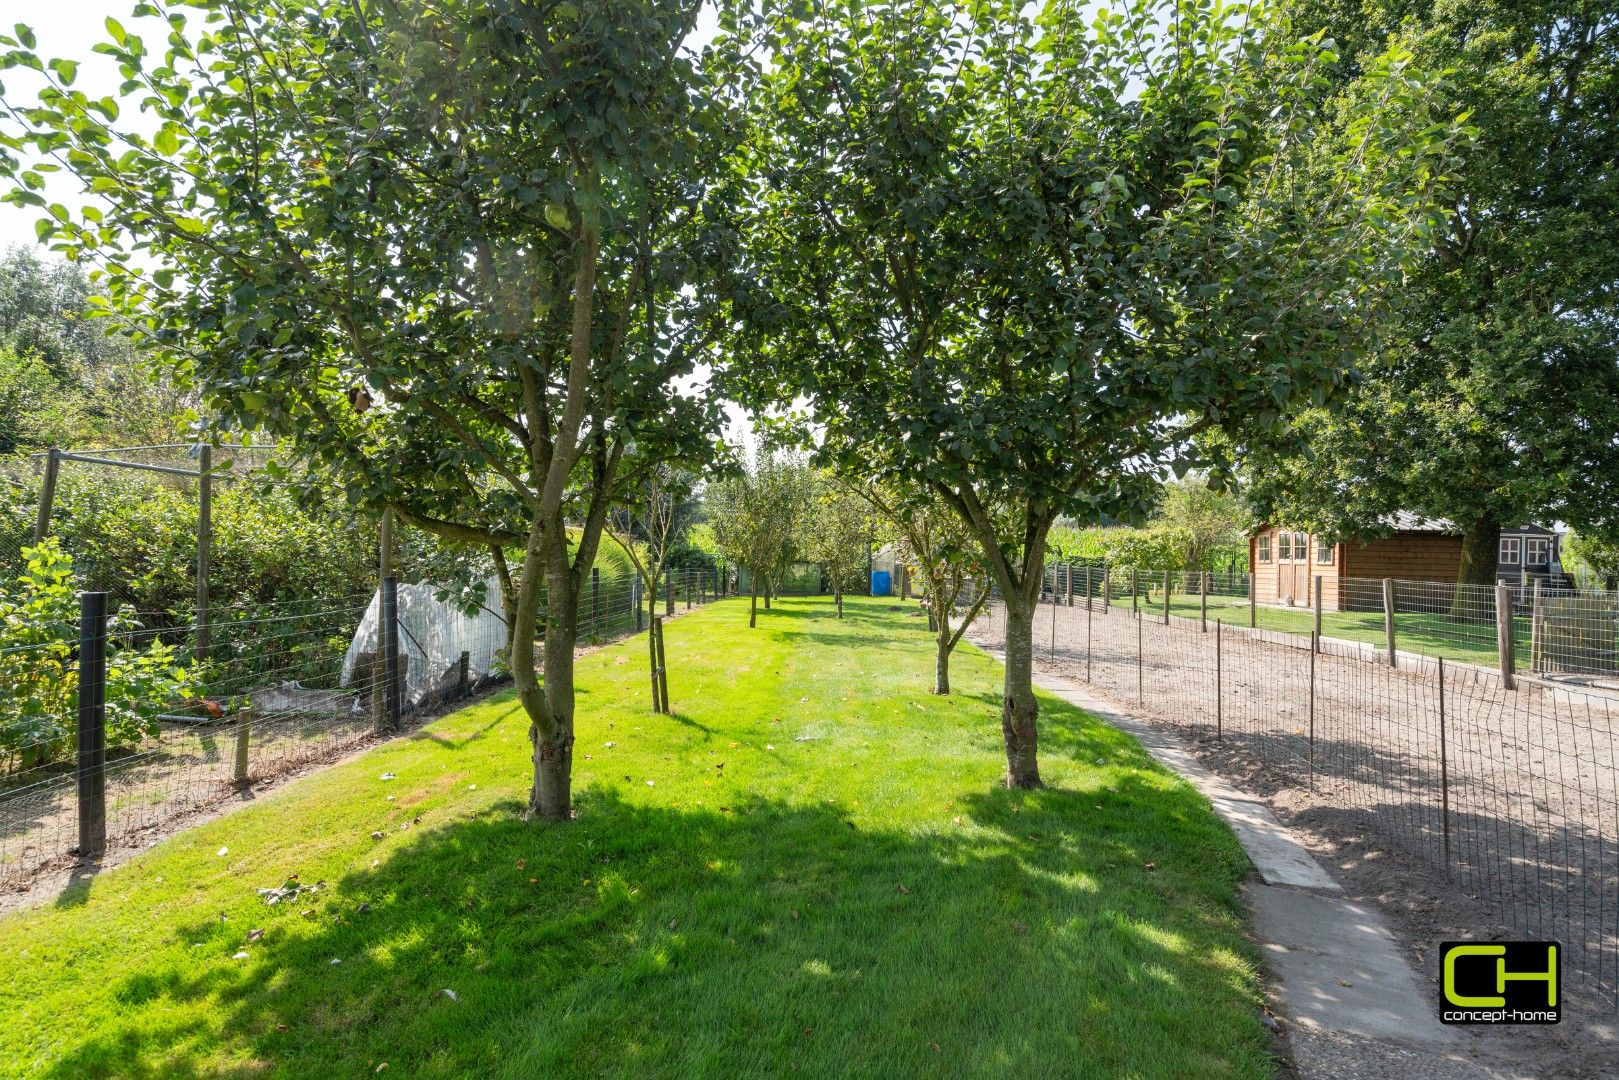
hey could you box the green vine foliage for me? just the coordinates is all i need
[0,539,192,768]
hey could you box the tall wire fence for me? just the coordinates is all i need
[0,564,726,892]
[1035,565,1619,681]
[966,565,1619,1007]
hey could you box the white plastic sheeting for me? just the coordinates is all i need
[341,578,508,707]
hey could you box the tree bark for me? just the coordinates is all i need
[512,519,578,822]
[750,578,759,628]
[1457,513,1501,587]
[999,596,1041,787]
[835,582,843,618]
[934,623,951,695]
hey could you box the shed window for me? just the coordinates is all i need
[1499,537,1521,564]
[1293,532,1308,558]
[1257,535,1271,562]
[1315,537,1333,564]
[1526,537,1550,566]
[1278,532,1292,560]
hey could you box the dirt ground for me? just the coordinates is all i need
[971,600,1619,1077]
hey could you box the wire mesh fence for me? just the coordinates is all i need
[0,564,727,892]
[1032,564,1619,681]
[966,569,1619,1007]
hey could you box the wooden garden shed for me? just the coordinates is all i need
[1249,513,1463,611]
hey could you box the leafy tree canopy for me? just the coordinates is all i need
[1244,0,1619,581]
[725,0,1466,785]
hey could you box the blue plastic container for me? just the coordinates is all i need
[870,570,892,597]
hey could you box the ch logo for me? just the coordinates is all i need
[1440,942,1559,1024]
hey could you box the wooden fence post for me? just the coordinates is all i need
[33,446,60,544]
[1161,570,1170,625]
[233,706,253,787]
[1313,574,1322,651]
[1199,571,1208,632]
[1495,582,1517,689]
[1530,578,1543,673]
[195,445,212,662]
[1248,570,1256,629]
[1383,577,1397,667]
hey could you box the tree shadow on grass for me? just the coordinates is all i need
[51,775,1269,1080]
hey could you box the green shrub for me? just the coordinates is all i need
[0,540,192,768]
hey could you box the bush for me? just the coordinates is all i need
[0,540,192,769]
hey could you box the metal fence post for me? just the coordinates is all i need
[233,705,253,787]
[33,446,61,544]
[1132,568,1138,614]
[1308,631,1316,790]
[1215,619,1222,741]
[1313,574,1322,651]
[1383,577,1397,668]
[1437,656,1451,870]
[1102,567,1110,613]
[382,575,401,730]
[1050,579,1058,660]
[1066,564,1074,606]
[77,591,109,858]
[1136,608,1144,706]
[1248,572,1256,629]
[1085,583,1093,683]
[686,573,693,610]
[1495,582,1516,689]
[1200,571,1208,632]
[195,445,212,662]
[1162,570,1170,625]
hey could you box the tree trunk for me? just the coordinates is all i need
[513,527,578,822]
[934,628,951,695]
[749,578,758,628]
[1457,513,1501,587]
[999,597,1041,788]
[647,579,660,710]
[835,582,843,618]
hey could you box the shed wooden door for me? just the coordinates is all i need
[1277,531,1310,605]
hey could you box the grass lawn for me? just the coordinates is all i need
[1158,591,1512,668]
[0,596,1269,1079]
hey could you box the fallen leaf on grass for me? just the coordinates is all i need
[929,1043,941,1053]
[895,884,910,894]
[232,951,250,960]
[440,989,459,1002]
[1011,920,1029,935]
[515,859,526,870]
[379,773,396,781]
[370,831,384,840]
[791,910,800,921]
[246,929,265,942]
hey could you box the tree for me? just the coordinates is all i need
[728,0,1464,787]
[858,480,987,694]
[1244,1,1619,583]
[1565,531,1619,592]
[707,448,808,627]
[0,1,734,821]
[803,476,867,618]
[607,463,697,712]
[1150,477,1254,572]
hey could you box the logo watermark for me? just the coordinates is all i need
[1440,941,1559,1025]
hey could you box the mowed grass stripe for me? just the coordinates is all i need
[0,595,1270,1079]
